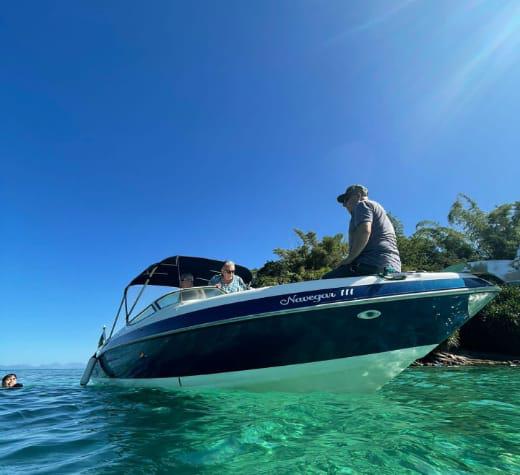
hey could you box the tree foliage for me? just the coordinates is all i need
[254,229,348,286]
[448,194,520,259]
[460,285,520,355]
[397,220,478,271]
[391,195,519,271]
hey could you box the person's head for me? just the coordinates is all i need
[221,261,236,284]
[337,184,368,214]
[180,273,194,288]
[2,374,17,388]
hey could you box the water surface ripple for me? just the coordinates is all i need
[0,368,518,474]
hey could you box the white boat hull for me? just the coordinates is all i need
[92,344,437,393]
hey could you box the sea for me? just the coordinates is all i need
[0,367,518,474]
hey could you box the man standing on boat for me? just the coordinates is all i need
[209,260,248,293]
[323,184,401,279]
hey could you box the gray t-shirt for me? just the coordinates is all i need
[349,199,401,271]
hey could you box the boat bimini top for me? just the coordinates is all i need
[106,256,253,341]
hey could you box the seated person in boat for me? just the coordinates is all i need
[2,373,23,389]
[179,272,206,300]
[323,184,401,278]
[179,273,195,288]
[209,260,248,293]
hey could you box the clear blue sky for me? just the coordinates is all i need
[1,1,519,366]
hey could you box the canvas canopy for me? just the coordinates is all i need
[128,256,253,288]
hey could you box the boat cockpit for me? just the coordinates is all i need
[102,256,253,345]
[129,286,226,325]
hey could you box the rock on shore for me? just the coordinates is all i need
[414,350,520,367]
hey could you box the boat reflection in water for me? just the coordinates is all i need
[81,256,500,393]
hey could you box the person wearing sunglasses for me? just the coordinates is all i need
[323,184,401,279]
[209,261,248,293]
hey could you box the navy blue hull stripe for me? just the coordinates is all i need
[101,277,489,353]
[97,293,473,379]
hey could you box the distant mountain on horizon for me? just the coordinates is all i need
[0,362,84,370]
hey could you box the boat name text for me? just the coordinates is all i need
[280,288,353,306]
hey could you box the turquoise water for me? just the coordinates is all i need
[1,368,519,474]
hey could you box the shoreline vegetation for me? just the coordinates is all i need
[253,195,519,363]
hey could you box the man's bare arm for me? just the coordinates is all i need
[341,222,371,266]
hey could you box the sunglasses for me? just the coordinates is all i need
[223,269,235,274]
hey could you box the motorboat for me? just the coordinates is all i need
[81,256,500,393]
[445,246,520,285]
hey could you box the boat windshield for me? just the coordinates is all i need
[156,287,225,307]
[130,304,156,324]
[156,291,180,308]
[129,286,225,324]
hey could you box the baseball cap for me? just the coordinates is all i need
[336,184,368,203]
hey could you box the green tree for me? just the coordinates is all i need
[448,194,520,259]
[460,284,520,355]
[254,229,348,286]
[408,221,477,270]
[388,214,476,271]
